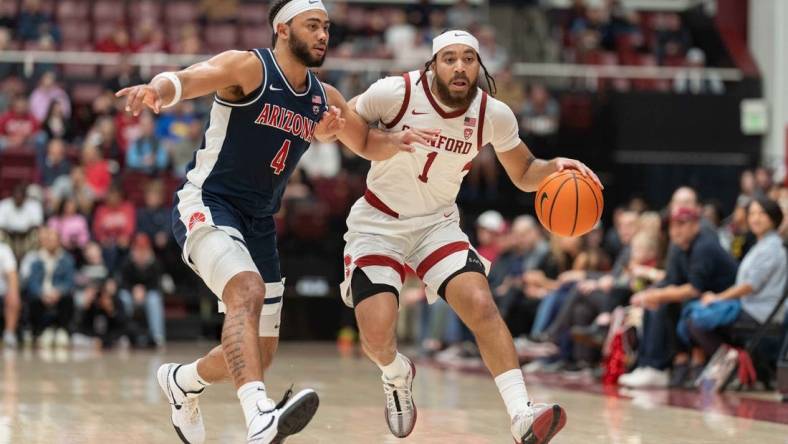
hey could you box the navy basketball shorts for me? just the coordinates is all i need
[172,183,284,337]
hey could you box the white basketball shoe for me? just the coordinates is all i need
[511,403,567,444]
[157,363,206,444]
[247,387,320,444]
[382,357,417,438]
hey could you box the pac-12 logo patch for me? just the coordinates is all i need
[464,128,474,140]
[188,212,206,231]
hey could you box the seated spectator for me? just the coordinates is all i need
[679,197,787,367]
[127,113,168,175]
[477,26,508,74]
[519,84,559,148]
[157,102,197,145]
[136,180,170,251]
[25,227,75,348]
[0,239,20,348]
[475,210,506,262]
[489,216,554,337]
[49,166,96,217]
[47,197,90,253]
[169,119,202,177]
[76,241,109,290]
[654,12,690,65]
[495,66,527,111]
[92,185,136,271]
[15,0,59,43]
[0,27,15,79]
[621,206,738,388]
[96,28,135,53]
[78,278,128,349]
[81,143,112,199]
[119,233,165,348]
[0,183,44,260]
[104,55,144,94]
[89,116,122,162]
[41,101,73,143]
[0,94,39,150]
[40,138,71,187]
[673,48,725,95]
[29,71,70,123]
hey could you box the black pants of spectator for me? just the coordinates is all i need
[80,300,129,349]
[497,287,541,338]
[29,296,75,336]
[687,310,760,358]
[638,302,682,370]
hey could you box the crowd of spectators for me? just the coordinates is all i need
[398,175,788,390]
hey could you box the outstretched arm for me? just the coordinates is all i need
[319,83,437,161]
[116,50,262,115]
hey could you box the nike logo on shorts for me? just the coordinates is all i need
[411,110,428,115]
[270,85,283,91]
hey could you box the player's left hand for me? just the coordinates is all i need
[314,106,346,141]
[553,157,604,189]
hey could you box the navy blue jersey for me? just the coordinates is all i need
[180,48,328,218]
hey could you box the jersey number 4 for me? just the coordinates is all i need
[417,152,438,183]
[270,140,291,175]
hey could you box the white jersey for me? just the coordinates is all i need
[355,70,522,218]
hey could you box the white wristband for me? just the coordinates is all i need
[153,72,182,109]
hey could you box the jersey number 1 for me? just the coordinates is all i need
[418,152,438,183]
[270,140,291,175]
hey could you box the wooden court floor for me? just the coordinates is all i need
[1,342,787,443]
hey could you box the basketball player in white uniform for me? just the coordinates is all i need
[341,30,601,443]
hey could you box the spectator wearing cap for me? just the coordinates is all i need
[679,197,787,366]
[476,210,506,263]
[621,205,738,388]
[118,233,165,348]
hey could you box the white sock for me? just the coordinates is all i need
[237,381,268,427]
[175,360,210,393]
[495,369,530,419]
[379,352,410,381]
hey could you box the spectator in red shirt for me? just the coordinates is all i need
[92,184,136,271]
[96,28,135,53]
[0,95,39,150]
[81,143,112,199]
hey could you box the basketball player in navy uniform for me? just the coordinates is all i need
[116,1,435,443]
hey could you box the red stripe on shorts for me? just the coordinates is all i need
[364,189,400,218]
[416,241,469,280]
[355,255,406,283]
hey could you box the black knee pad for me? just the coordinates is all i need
[351,268,399,307]
[437,249,487,299]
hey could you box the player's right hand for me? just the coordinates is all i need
[116,84,163,116]
[392,128,441,153]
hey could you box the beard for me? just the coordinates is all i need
[289,31,326,68]
[433,72,478,109]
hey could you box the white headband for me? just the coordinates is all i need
[432,30,480,57]
[272,0,327,29]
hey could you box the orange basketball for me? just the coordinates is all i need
[534,170,603,237]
